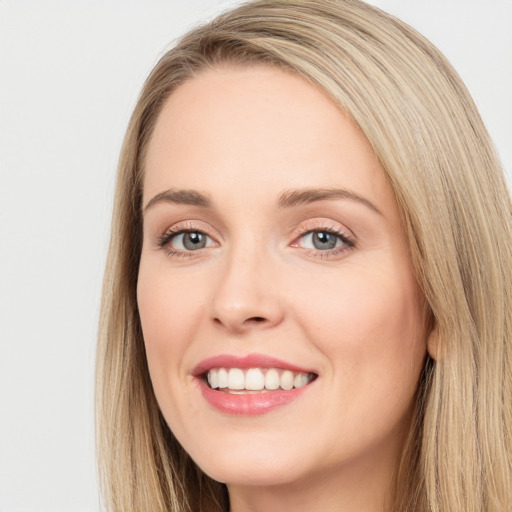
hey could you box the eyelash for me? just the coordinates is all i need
[292,223,355,259]
[155,222,355,260]
[155,222,214,259]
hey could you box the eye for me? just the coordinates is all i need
[291,223,355,258]
[301,231,343,251]
[169,231,214,251]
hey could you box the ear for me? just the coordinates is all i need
[426,326,439,361]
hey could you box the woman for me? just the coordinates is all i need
[96,1,512,510]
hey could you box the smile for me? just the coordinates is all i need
[206,367,315,392]
[194,354,318,415]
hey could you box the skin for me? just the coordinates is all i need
[138,65,431,512]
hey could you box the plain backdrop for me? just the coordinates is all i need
[0,1,510,511]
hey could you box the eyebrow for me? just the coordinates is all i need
[143,189,213,212]
[143,186,382,216]
[277,188,382,215]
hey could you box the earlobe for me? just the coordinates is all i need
[426,326,439,361]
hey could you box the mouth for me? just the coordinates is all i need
[204,367,317,393]
[193,354,318,415]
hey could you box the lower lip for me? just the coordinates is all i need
[198,380,311,415]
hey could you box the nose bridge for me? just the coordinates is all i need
[210,233,283,332]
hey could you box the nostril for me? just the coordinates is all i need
[248,317,265,323]
[213,316,266,326]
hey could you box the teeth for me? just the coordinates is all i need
[207,369,218,389]
[294,372,309,388]
[217,368,228,388]
[280,370,294,390]
[228,368,245,390]
[206,367,314,392]
[245,368,265,390]
[264,368,280,390]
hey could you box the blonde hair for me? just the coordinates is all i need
[96,1,512,510]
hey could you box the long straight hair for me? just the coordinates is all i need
[96,1,512,510]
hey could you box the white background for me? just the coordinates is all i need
[0,1,510,511]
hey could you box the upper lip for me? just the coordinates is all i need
[192,353,317,377]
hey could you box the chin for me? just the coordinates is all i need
[200,458,304,487]
[187,437,309,487]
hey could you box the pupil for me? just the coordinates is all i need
[313,231,337,250]
[183,232,206,250]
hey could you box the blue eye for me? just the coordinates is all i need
[299,230,353,252]
[170,231,214,251]
[305,231,339,250]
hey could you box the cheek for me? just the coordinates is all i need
[293,260,427,399]
[137,259,207,374]
[136,260,215,437]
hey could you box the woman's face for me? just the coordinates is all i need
[138,65,429,493]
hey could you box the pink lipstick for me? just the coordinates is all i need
[193,353,317,415]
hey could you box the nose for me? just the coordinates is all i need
[209,247,285,333]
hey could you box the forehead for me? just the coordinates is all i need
[143,64,396,217]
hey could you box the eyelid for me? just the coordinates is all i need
[292,219,355,241]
